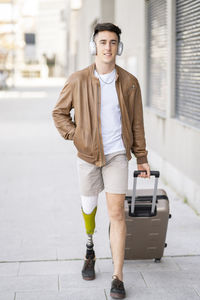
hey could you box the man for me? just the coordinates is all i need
[52,23,150,299]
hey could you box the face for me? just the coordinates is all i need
[94,30,119,65]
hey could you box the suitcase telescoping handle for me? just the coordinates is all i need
[131,170,160,215]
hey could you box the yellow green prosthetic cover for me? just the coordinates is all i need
[81,206,97,235]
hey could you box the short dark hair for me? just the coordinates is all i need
[93,23,122,42]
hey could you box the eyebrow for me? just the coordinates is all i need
[99,39,118,42]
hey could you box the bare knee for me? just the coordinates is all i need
[109,208,125,222]
[106,193,126,223]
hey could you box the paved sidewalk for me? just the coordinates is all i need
[0,79,200,300]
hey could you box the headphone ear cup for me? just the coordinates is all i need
[117,41,123,56]
[89,39,97,55]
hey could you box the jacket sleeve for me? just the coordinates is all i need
[52,79,76,140]
[131,80,148,164]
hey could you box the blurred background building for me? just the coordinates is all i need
[36,0,70,77]
[0,0,199,213]
[0,0,70,81]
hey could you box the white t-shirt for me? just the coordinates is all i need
[94,69,126,155]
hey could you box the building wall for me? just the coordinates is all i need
[115,0,200,213]
[75,0,101,71]
[115,0,146,98]
[72,0,115,72]
[145,111,200,212]
[36,0,69,76]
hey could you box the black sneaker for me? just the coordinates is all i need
[110,275,126,299]
[81,255,96,280]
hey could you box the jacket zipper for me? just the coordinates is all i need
[97,85,104,166]
[115,81,129,156]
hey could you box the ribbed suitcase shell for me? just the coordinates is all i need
[125,188,170,261]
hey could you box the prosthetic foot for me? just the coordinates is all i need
[82,235,96,280]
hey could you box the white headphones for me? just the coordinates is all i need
[89,34,123,56]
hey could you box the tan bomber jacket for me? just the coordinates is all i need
[52,63,148,167]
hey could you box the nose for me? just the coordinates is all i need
[105,42,111,51]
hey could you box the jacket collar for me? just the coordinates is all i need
[89,63,120,81]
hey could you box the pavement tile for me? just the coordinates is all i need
[173,256,200,271]
[94,244,112,259]
[60,288,106,300]
[0,263,19,276]
[19,261,59,276]
[0,292,15,300]
[56,233,111,260]
[59,272,110,289]
[59,272,146,290]
[0,275,58,292]
[142,270,200,288]
[54,234,85,247]
[105,286,200,300]
[195,287,200,297]
[96,258,113,273]
[0,240,22,262]
[16,289,106,300]
[163,200,200,257]
[0,243,57,262]
[57,246,85,260]
[19,260,83,275]
[97,257,179,273]
[57,260,85,274]
[123,258,180,272]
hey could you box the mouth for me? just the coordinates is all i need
[104,53,112,56]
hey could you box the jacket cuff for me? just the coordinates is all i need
[136,156,148,164]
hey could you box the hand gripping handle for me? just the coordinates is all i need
[134,170,160,178]
[131,170,160,215]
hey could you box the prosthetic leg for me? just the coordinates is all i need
[81,195,98,280]
[81,195,98,259]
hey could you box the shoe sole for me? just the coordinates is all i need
[110,292,126,299]
[82,275,95,281]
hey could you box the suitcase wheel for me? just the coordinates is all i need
[154,258,161,263]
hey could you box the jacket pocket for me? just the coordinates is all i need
[73,129,94,158]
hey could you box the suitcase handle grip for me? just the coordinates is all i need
[131,170,159,215]
[134,170,160,178]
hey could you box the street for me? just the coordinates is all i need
[0,79,200,300]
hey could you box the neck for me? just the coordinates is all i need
[95,60,115,75]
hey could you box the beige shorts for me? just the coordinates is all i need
[77,151,128,196]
